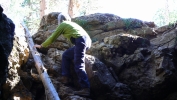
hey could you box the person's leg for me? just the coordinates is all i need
[73,35,91,94]
[74,37,90,88]
[61,47,74,83]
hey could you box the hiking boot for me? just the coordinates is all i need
[74,88,90,96]
[59,76,69,84]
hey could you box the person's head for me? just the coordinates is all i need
[58,12,71,25]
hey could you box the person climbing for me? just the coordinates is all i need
[0,5,15,99]
[34,13,92,96]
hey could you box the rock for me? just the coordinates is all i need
[87,33,150,60]
[85,55,132,99]
[150,27,177,50]
[0,9,16,99]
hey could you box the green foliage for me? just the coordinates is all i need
[21,0,31,7]
[153,10,166,26]
[78,0,102,16]
[74,19,91,30]
[153,0,177,27]
[122,18,142,30]
[46,0,68,13]
[153,9,177,27]
[168,20,177,28]
[122,19,132,30]
[21,0,40,34]
[74,19,93,39]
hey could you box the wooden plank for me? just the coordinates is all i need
[21,22,60,100]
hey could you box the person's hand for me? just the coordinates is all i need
[34,44,42,49]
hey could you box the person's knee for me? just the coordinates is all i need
[62,47,75,60]
[62,51,68,58]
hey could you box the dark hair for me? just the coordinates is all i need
[58,13,71,25]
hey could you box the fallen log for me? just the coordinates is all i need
[21,22,60,100]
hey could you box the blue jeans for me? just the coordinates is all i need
[61,35,91,88]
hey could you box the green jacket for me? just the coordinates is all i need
[41,21,88,48]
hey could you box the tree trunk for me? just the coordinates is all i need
[40,0,46,18]
[68,0,80,18]
[21,22,60,100]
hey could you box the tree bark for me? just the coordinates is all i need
[21,22,60,100]
[68,0,80,18]
[40,0,46,18]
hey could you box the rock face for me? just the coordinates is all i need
[0,6,15,99]
[3,12,177,100]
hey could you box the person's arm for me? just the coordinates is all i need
[34,44,42,49]
[41,23,65,48]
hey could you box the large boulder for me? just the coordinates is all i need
[85,55,132,100]
[73,13,156,41]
